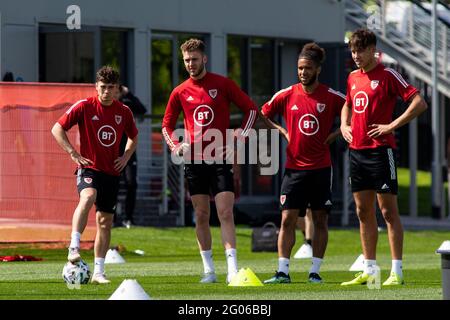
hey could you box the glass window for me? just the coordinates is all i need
[151,38,174,118]
[39,31,94,83]
[101,30,128,83]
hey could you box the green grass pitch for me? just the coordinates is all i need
[0,227,447,300]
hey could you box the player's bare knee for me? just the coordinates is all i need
[381,208,398,224]
[217,209,233,222]
[96,215,113,229]
[195,210,210,225]
[79,191,96,206]
[281,217,296,231]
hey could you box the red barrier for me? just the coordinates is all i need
[0,82,97,241]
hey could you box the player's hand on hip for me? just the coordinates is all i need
[340,124,353,144]
[70,151,93,166]
[175,142,190,157]
[114,156,129,172]
[367,124,393,138]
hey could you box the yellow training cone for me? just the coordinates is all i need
[228,268,264,287]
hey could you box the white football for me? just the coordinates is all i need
[62,260,91,285]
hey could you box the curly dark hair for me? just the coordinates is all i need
[298,42,326,67]
[349,28,377,51]
[180,38,206,54]
[96,66,120,84]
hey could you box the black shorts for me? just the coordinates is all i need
[349,146,398,194]
[184,163,234,196]
[279,167,333,215]
[76,168,120,213]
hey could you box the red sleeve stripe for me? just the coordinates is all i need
[65,99,87,114]
[385,68,408,88]
[328,88,346,100]
[242,110,256,137]
[268,86,292,106]
[162,127,176,151]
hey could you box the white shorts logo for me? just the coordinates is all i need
[353,91,369,114]
[84,177,92,184]
[298,114,319,136]
[98,125,117,147]
[194,105,214,127]
[280,195,286,205]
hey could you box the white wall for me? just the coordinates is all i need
[0,0,345,104]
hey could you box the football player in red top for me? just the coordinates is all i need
[340,29,427,287]
[162,39,257,284]
[260,43,345,284]
[52,66,138,284]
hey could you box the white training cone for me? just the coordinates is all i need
[294,244,313,259]
[105,249,126,264]
[436,240,450,254]
[349,254,365,271]
[108,279,151,300]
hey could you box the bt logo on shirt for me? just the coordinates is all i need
[98,125,117,147]
[298,114,319,136]
[193,105,214,127]
[353,91,369,114]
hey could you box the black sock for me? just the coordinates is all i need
[305,239,312,246]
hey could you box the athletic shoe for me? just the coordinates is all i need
[226,272,237,284]
[263,271,291,284]
[382,272,404,286]
[308,272,323,284]
[91,273,111,284]
[340,272,374,286]
[67,247,81,263]
[200,272,217,284]
[122,220,132,229]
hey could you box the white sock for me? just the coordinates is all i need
[225,248,238,275]
[93,257,105,275]
[391,260,403,277]
[69,232,81,248]
[200,250,215,274]
[278,257,290,275]
[309,257,323,275]
[364,259,377,275]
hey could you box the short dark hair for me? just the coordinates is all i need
[96,66,120,84]
[298,42,326,67]
[349,28,377,51]
[180,38,206,54]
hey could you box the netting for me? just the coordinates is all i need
[0,82,97,242]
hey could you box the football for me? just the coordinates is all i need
[62,260,91,285]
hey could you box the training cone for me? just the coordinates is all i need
[105,249,126,264]
[293,243,313,259]
[108,279,151,300]
[349,254,365,271]
[437,240,450,253]
[228,268,263,287]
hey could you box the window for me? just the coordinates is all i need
[151,32,205,120]
[39,25,129,83]
[39,29,94,83]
